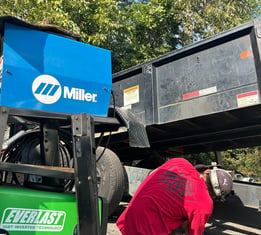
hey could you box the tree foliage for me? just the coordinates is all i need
[182,152,217,166]
[183,148,261,179]
[221,147,261,178]
[1,0,260,72]
[0,0,80,33]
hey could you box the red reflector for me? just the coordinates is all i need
[237,91,257,99]
[183,91,199,100]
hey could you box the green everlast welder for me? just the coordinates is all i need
[0,186,106,235]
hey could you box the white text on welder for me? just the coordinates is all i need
[64,86,98,102]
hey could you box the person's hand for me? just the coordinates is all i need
[169,232,182,235]
[169,221,188,235]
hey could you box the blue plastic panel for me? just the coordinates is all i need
[1,23,112,116]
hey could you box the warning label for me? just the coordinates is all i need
[123,85,139,106]
[237,91,259,107]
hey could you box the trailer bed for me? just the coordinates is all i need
[109,18,261,160]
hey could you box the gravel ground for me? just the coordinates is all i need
[106,201,261,235]
[106,218,261,235]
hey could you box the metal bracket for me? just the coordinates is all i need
[255,17,261,38]
[143,64,152,74]
[71,113,101,235]
[0,107,9,150]
[40,121,62,188]
[41,121,59,166]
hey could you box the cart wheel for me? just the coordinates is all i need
[96,147,125,215]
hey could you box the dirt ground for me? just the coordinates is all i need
[106,200,261,235]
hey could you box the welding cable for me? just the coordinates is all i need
[1,131,42,185]
[0,128,73,188]
[96,91,115,163]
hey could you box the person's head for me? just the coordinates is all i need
[198,166,233,200]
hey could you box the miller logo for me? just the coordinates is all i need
[32,74,98,105]
[32,75,62,104]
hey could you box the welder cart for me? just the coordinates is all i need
[0,16,149,235]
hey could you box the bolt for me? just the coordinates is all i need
[5,69,10,74]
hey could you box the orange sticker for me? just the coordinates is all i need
[240,50,251,59]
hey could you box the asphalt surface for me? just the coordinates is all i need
[106,200,261,235]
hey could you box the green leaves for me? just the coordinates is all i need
[0,0,80,34]
[0,0,260,72]
[222,147,261,179]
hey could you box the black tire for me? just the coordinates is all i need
[96,147,125,215]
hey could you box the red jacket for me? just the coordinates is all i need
[116,158,213,235]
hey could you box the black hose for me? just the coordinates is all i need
[0,128,73,189]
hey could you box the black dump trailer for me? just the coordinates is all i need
[110,17,261,162]
[108,18,261,229]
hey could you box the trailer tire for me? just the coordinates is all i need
[96,147,125,215]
